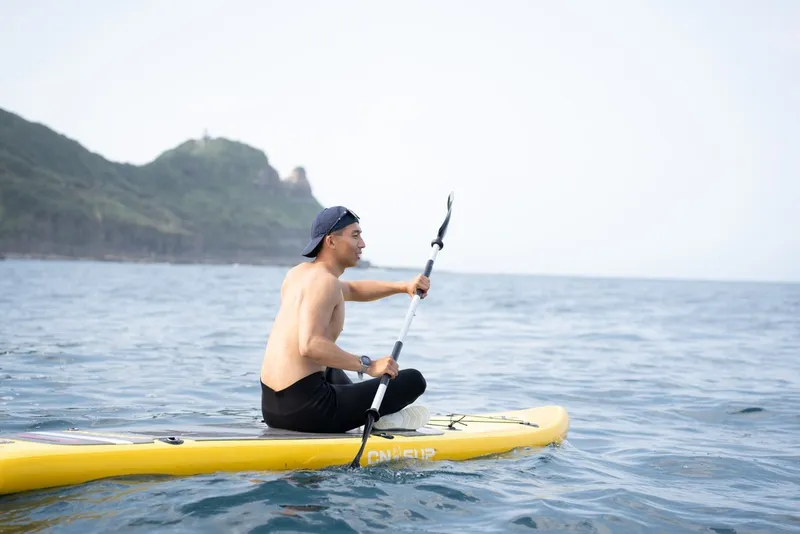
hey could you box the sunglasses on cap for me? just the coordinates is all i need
[326,207,360,235]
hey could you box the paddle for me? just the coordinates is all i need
[349,191,455,469]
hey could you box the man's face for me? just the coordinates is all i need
[330,222,365,267]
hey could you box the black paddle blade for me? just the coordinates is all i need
[349,412,377,469]
[436,191,454,243]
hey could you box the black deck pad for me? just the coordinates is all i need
[131,425,445,441]
[10,425,445,446]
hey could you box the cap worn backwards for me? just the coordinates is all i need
[301,206,360,258]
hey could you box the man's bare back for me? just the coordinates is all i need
[260,262,347,391]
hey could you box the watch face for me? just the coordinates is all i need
[360,355,371,366]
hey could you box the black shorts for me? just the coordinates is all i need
[261,367,426,433]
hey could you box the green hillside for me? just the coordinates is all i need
[0,107,329,265]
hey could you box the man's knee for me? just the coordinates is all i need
[402,368,426,396]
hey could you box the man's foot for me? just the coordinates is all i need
[373,405,430,431]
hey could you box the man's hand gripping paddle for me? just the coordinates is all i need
[349,191,454,469]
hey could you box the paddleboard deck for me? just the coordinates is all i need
[0,405,569,495]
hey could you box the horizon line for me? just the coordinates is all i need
[368,262,800,286]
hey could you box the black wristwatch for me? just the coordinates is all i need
[358,355,372,379]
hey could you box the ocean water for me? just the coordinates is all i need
[1,258,798,533]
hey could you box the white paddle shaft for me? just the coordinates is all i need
[368,242,441,412]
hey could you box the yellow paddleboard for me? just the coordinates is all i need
[0,405,568,495]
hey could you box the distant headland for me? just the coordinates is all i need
[0,107,371,268]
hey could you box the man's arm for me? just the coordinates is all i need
[297,275,363,371]
[341,280,407,302]
[342,274,430,302]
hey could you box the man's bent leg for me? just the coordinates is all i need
[330,368,427,432]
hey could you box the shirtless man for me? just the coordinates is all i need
[260,205,430,433]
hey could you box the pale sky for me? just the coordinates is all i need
[1,0,798,282]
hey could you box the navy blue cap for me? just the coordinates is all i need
[301,206,360,258]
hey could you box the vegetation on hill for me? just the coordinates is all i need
[0,107,337,265]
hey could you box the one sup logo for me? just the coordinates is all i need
[367,447,436,465]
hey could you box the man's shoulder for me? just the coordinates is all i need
[286,263,342,294]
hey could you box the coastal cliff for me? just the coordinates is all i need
[0,108,366,267]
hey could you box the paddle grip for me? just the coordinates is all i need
[390,339,404,362]
[416,259,434,298]
[416,242,440,297]
[377,339,404,388]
